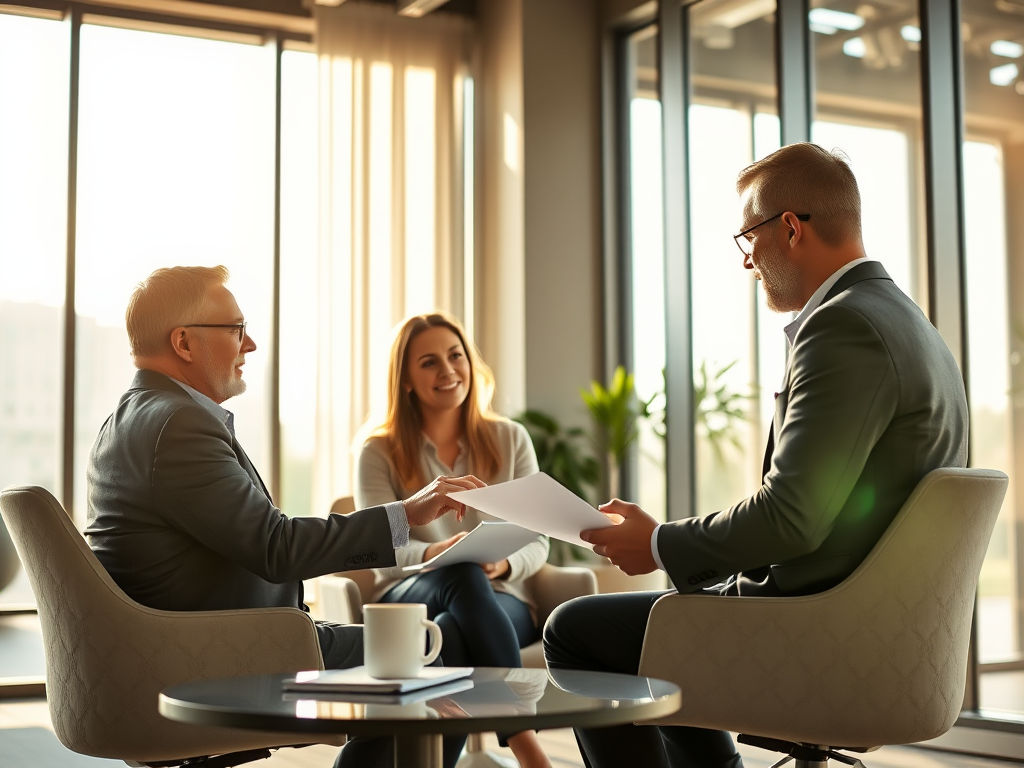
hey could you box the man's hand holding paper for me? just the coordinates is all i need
[581,499,658,575]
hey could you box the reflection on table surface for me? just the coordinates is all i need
[163,666,680,726]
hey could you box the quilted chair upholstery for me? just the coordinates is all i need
[637,468,1008,761]
[0,485,345,766]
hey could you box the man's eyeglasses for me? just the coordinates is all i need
[185,322,247,342]
[733,212,811,256]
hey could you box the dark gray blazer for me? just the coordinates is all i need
[659,261,969,596]
[86,369,395,616]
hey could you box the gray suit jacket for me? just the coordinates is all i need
[86,369,396,617]
[659,261,969,595]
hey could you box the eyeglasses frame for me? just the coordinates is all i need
[733,212,811,256]
[184,322,248,342]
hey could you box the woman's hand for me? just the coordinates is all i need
[481,559,510,581]
[403,475,485,527]
[422,532,469,562]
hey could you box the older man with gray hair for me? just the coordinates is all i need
[86,265,482,768]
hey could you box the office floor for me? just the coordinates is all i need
[0,697,1017,768]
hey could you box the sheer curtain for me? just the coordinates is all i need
[313,3,473,513]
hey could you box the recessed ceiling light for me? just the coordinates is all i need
[901,25,921,43]
[808,8,865,31]
[843,37,867,57]
[990,62,1019,85]
[991,40,1024,58]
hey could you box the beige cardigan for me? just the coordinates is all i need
[354,419,549,612]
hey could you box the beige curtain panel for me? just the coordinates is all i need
[313,2,474,514]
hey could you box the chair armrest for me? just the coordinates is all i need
[128,604,325,679]
[526,564,598,625]
[319,576,365,624]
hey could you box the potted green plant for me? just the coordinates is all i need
[580,365,641,500]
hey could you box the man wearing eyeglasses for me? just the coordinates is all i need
[86,265,482,768]
[544,143,969,768]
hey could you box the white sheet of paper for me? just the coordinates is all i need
[401,521,540,572]
[447,472,613,547]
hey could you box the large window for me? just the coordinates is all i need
[0,8,319,612]
[959,0,1024,718]
[688,0,780,517]
[810,0,925,305]
[73,22,278,519]
[0,11,69,608]
[624,25,666,521]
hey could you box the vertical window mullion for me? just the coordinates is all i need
[660,1,695,522]
[62,6,81,520]
[270,33,283,503]
[775,0,812,145]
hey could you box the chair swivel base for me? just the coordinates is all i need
[128,747,274,768]
[738,734,870,768]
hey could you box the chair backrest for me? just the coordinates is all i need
[330,495,356,516]
[330,496,376,603]
[812,467,1007,744]
[641,467,1008,747]
[0,485,324,762]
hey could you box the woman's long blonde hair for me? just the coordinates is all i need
[372,312,503,490]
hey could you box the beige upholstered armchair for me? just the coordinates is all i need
[0,485,344,768]
[637,467,1008,766]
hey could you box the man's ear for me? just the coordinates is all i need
[169,328,193,363]
[781,211,805,248]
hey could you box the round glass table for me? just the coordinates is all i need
[159,666,681,768]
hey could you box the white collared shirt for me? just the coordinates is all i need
[783,257,872,346]
[648,257,877,574]
[169,377,409,548]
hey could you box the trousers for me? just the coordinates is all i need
[543,590,745,768]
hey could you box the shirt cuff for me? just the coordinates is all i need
[384,501,410,549]
[651,524,666,572]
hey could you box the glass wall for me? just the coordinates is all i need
[0,11,69,607]
[810,0,926,306]
[73,23,277,522]
[280,47,319,518]
[959,0,1024,717]
[688,0,780,516]
[625,25,667,521]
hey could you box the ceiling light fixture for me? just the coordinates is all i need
[990,62,1019,85]
[397,0,450,17]
[991,40,1024,58]
[808,8,865,31]
[901,25,921,42]
[843,37,867,57]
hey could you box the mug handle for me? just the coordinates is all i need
[421,618,443,665]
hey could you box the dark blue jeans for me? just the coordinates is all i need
[380,561,538,668]
[543,590,744,768]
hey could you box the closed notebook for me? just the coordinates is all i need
[282,665,474,694]
[282,676,475,705]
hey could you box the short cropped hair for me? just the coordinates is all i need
[736,142,862,247]
[126,265,229,358]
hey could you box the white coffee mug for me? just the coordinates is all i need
[363,603,443,679]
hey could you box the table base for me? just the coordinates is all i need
[394,733,444,768]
